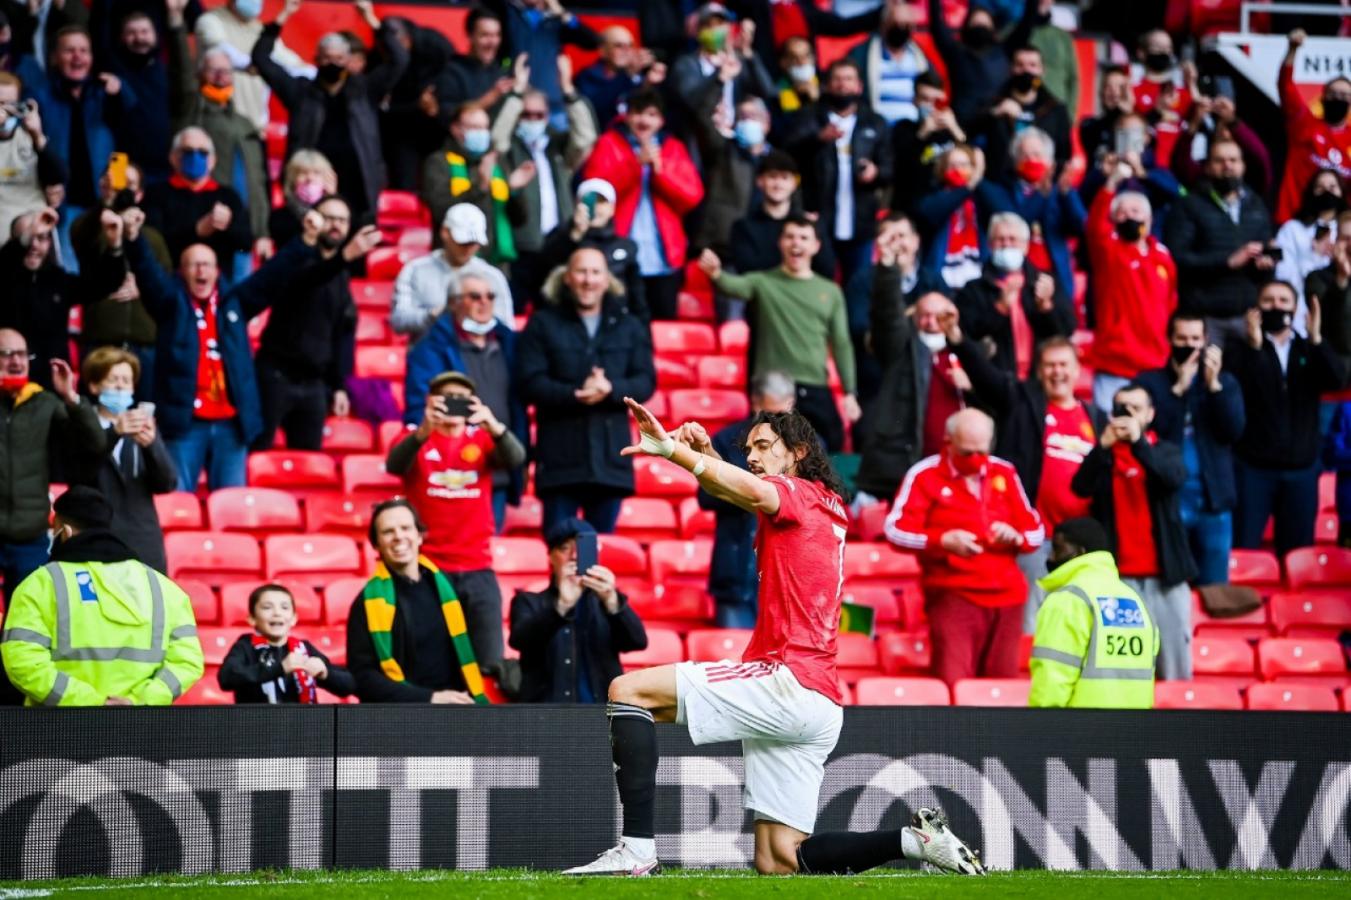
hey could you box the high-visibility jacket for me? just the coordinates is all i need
[0,560,204,706]
[1028,550,1158,709]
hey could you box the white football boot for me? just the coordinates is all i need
[906,807,986,875]
[563,841,661,876]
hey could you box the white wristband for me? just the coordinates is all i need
[639,432,676,458]
[691,457,707,477]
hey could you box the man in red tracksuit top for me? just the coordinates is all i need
[1276,29,1351,223]
[884,408,1044,686]
[1085,174,1177,413]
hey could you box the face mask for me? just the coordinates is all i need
[317,63,346,85]
[884,25,911,47]
[460,316,497,336]
[1211,175,1240,196]
[516,119,548,144]
[1115,218,1145,242]
[943,166,969,188]
[991,247,1025,272]
[1170,344,1197,367]
[1010,71,1040,94]
[295,180,325,205]
[463,128,491,155]
[1312,191,1344,215]
[824,92,859,113]
[918,331,947,352]
[233,0,263,19]
[1017,158,1051,183]
[0,374,28,392]
[98,389,134,414]
[962,25,994,49]
[788,64,816,84]
[950,450,988,476]
[733,118,764,148]
[1322,97,1349,126]
[697,27,726,54]
[1260,307,1292,335]
[1143,52,1173,74]
[201,83,233,105]
[179,149,210,181]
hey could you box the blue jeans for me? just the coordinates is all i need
[166,418,248,492]
[56,204,85,274]
[492,488,508,534]
[1234,459,1320,559]
[833,237,874,292]
[1178,498,1233,586]
[540,489,624,535]
[0,533,50,601]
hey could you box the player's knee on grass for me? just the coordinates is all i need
[753,828,802,875]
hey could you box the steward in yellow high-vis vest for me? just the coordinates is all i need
[1029,517,1158,709]
[0,487,203,706]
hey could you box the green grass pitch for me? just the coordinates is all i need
[2,869,1350,899]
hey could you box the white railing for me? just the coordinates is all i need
[1240,2,1350,34]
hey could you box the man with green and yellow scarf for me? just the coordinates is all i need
[345,498,490,704]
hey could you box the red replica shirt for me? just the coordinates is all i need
[921,350,965,458]
[1131,78,1192,165]
[403,427,498,571]
[1277,63,1351,222]
[193,289,236,420]
[1086,188,1178,378]
[742,475,848,705]
[884,454,1044,608]
[1112,440,1159,578]
[1036,403,1095,530]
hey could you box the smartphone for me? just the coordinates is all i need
[574,531,598,576]
[107,152,129,191]
[1114,127,1146,157]
[583,192,599,215]
[1111,402,1129,419]
[136,401,155,417]
[440,396,473,417]
[1265,246,1285,263]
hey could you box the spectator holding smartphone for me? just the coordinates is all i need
[385,371,525,676]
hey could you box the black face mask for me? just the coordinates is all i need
[1260,307,1292,335]
[1323,97,1349,126]
[1211,175,1241,196]
[962,25,994,49]
[824,91,859,112]
[1115,218,1145,242]
[884,25,911,48]
[1311,191,1344,215]
[1143,52,1173,74]
[317,63,346,84]
[1010,71,1040,94]
[1170,344,1197,367]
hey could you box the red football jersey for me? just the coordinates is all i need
[403,427,498,571]
[741,475,848,705]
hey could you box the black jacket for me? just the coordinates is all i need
[1163,185,1274,319]
[256,253,355,393]
[926,0,1037,127]
[345,566,471,703]
[953,261,1075,376]
[1227,334,1346,470]
[143,180,253,269]
[1071,436,1198,588]
[1136,366,1245,513]
[0,390,109,541]
[698,417,758,603]
[515,290,656,494]
[951,336,1105,501]
[973,85,1071,180]
[508,585,646,703]
[788,103,893,243]
[218,634,355,703]
[1304,264,1351,370]
[727,204,836,278]
[252,22,409,217]
[539,224,647,322]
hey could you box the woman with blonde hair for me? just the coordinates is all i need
[266,150,340,252]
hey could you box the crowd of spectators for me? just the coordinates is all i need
[0,0,1350,706]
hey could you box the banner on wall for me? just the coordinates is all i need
[1216,33,1351,107]
[1,706,1348,879]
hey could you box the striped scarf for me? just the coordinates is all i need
[445,151,516,265]
[251,634,316,703]
[361,556,489,704]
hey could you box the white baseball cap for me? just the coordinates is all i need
[575,178,617,205]
[442,203,488,245]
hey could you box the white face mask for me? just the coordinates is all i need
[991,247,1025,272]
[516,119,548,144]
[460,316,497,336]
[788,64,816,84]
[919,331,948,352]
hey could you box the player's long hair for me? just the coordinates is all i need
[744,411,848,500]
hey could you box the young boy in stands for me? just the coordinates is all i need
[218,584,355,703]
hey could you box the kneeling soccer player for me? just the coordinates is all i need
[564,400,986,876]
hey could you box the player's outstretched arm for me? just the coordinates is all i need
[622,397,779,515]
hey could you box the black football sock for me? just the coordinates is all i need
[796,830,906,874]
[607,702,657,840]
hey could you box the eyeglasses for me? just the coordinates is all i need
[460,291,496,301]
[320,213,350,224]
[0,350,35,361]
[520,111,548,121]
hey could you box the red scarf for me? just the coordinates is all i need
[251,634,317,703]
[169,172,221,192]
[945,198,980,266]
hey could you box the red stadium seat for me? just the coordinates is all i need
[350,278,394,311]
[597,534,649,575]
[355,310,391,345]
[678,497,715,538]
[849,502,889,543]
[342,454,402,498]
[219,581,323,626]
[306,627,348,667]
[323,577,368,627]
[837,632,880,682]
[322,417,375,453]
[667,389,749,434]
[365,247,407,281]
[1245,682,1339,712]
[615,498,680,543]
[1256,637,1348,683]
[247,450,338,489]
[838,680,855,706]
[696,355,747,389]
[491,536,550,594]
[1190,591,1271,641]
[621,628,685,671]
[644,539,715,621]
[166,532,263,586]
[854,676,949,706]
[396,226,433,251]
[644,390,669,419]
[377,190,425,224]
[654,356,697,389]
[1285,547,1351,595]
[1226,549,1282,589]
[676,291,715,321]
[877,631,932,674]
[154,492,203,532]
[844,543,921,582]
[306,494,372,540]
[840,585,901,624]
[651,321,717,361]
[952,678,1031,707]
[264,535,363,585]
[177,670,233,705]
[178,579,218,625]
[502,495,543,535]
[1154,681,1244,710]
[1316,510,1339,544]
[686,628,752,662]
[206,488,303,535]
[634,457,698,497]
[355,345,407,380]
[1192,636,1256,678]
[1319,470,1336,510]
[196,627,240,666]
[380,420,415,451]
[1268,592,1351,638]
[718,319,749,355]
